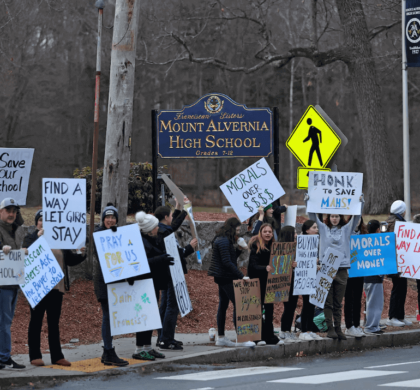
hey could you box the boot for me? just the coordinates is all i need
[101,347,106,363]
[335,327,347,341]
[327,325,338,339]
[103,347,129,367]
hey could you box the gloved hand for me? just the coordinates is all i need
[111,226,117,232]
[127,278,135,286]
[155,254,175,266]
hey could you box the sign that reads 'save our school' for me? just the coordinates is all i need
[157,93,272,158]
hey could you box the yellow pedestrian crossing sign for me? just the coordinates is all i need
[297,167,331,190]
[286,106,341,169]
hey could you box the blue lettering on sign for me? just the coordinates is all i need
[157,93,272,158]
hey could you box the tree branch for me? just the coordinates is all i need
[369,20,400,40]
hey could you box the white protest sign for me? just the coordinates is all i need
[93,224,150,284]
[309,247,341,308]
[0,148,34,205]
[42,179,86,249]
[395,222,420,279]
[307,172,363,216]
[284,205,297,227]
[293,235,319,296]
[107,279,162,336]
[19,237,64,308]
[220,158,285,222]
[0,250,25,286]
[164,233,193,317]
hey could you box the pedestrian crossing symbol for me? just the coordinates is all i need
[286,106,341,169]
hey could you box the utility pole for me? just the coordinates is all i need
[101,0,141,225]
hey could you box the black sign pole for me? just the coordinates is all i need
[151,109,158,212]
[273,106,280,194]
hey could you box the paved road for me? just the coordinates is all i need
[29,345,420,389]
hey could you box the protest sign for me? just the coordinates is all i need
[284,205,297,227]
[349,233,397,278]
[164,233,193,317]
[93,224,150,284]
[42,179,86,249]
[20,237,64,308]
[395,222,420,279]
[264,242,296,304]
[0,250,25,286]
[306,172,363,216]
[293,235,319,296]
[233,278,262,342]
[0,148,34,205]
[220,158,285,223]
[309,247,341,308]
[107,279,162,336]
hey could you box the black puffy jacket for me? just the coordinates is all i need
[247,241,272,298]
[208,236,243,281]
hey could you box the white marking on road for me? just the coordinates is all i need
[380,379,420,387]
[366,361,420,369]
[268,370,406,384]
[157,366,302,381]
[189,388,214,390]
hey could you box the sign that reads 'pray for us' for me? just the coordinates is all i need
[157,93,272,158]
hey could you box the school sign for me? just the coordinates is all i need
[157,93,272,158]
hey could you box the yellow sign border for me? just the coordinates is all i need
[297,167,331,190]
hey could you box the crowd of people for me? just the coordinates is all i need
[0,194,417,369]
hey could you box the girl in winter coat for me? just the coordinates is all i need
[207,218,254,347]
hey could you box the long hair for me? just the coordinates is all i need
[213,217,241,245]
[248,209,279,231]
[349,216,368,234]
[248,223,273,253]
[324,214,347,228]
[279,226,295,243]
[302,220,316,235]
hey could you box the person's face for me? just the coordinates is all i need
[330,214,340,226]
[307,223,319,235]
[266,208,274,218]
[261,226,273,242]
[0,207,17,224]
[149,225,159,236]
[104,215,117,229]
[36,217,43,230]
[164,212,173,225]
[236,226,241,235]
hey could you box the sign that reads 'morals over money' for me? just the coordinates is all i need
[220,158,285,222]
[158,93,272,158]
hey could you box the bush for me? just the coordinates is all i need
[73,163,171,215]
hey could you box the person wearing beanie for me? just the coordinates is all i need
[92,203,129,367]
[386,201,411,327]
[249,202,288,240]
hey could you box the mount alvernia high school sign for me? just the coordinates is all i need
[157,93,273,158]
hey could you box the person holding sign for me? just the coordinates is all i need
[250,203,288,240]
[305,193,364,340]
[22,209,87,367]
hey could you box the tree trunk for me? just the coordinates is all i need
[335,0,397,213]
[101,0,141,225]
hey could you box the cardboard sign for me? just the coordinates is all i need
[349,233,397,278]
[0,250,25,286]
[93,224,150,284]
[307,171,363,216]
[395,222,420,279]
[309,247,341,308]
[0,148,34,205]
[293,235,319,295]
[264,242,296,304]
[107,279,162,336]
[220,158,285,222]
[233,278,262,342]
[284,205,297,227]
[164,233,193,317]
[20,237,64,308]
[42,179,86,249]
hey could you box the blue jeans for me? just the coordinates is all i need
[100,301,113,350]
[0,288,18,361]
[158,285,179,344]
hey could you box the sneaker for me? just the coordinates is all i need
[103,348,129,366]
[356,327,366,337]
[289,332,300,342]
[236,341,256,347]
[159,342,183,351]
[380,325,387,330]
[283,332,297,343]
[132,351,155,361]
[309,332,323,340]
[345,326,360,337]
[257,341,266,346]
[215,337,236,347]
[148,349,165,359]
[0,358,25,369]
[386,318,405,327]
[277,339,285,345]
[278,331,286,340]
[299,332,313,341]
[401,319,413,326]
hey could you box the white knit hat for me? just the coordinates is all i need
[136,211,159,233]
[390,200,406,215]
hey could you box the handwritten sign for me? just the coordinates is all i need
[307,171,363,215]
[264,242,296,304]
[93,224,150,284]
[164,233,193,317]
[293,235,319,295]
[309,247,341,308]
[233,278,262,342]
[220,158,285,222]
[349,233,397,278]
[395,222,420,279]
[42,179,86,249]
[19,237,63,308]
[107,279,162,336]
[0,250,25,285]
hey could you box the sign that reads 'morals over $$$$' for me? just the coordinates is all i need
[157,93,272,158]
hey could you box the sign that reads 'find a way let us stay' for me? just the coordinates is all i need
[157,93,272,158]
